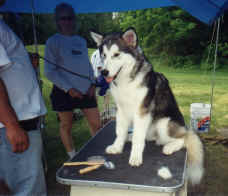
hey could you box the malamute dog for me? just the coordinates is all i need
[91,28,204,185]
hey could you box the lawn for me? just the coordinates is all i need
[27,45,228,196]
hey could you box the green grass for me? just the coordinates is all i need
[27,45,228,195]
[151,64,228,129]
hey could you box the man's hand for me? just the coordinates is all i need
[0,79,29,153]
[68,88,83,99]
[6,125,29,153]
[86,84,96,98]
[0,179,11,195]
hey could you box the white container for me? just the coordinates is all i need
[190,103,211,133]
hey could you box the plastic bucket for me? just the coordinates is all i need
[190,103,211,133]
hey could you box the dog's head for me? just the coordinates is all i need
[90,28,139,83]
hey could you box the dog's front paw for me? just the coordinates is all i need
[129,152,143,167]
[106,144,122,154]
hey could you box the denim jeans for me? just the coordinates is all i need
[0,128,47,196]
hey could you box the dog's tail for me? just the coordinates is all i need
[184,130,204,185]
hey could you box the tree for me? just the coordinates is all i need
[77,13,121,48]
[118,7,211,55]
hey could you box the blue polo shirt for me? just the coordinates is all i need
[0,19,46,128]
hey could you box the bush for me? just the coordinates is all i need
[200,57,224,70]
[153,54,200,68]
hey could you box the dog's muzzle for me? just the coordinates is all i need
[101,67,122,84]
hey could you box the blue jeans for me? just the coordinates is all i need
[0,128,47,196]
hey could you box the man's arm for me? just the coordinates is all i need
[0,78,29,153]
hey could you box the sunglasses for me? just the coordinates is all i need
[59,16,74,21]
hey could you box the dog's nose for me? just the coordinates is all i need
[101,69,109,77]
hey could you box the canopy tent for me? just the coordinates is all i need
[0,0,228,25]
[173,0,228,25]
[0,0,224,132]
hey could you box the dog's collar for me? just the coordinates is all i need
[113,66,122,86]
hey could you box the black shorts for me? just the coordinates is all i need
[50,85,98,112]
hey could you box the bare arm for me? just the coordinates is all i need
[0,78,29,153]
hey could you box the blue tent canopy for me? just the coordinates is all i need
[0,0,175,14]
[173,0,228,25]
[0,0,228,25]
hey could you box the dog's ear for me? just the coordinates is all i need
[122,28,137,48]
[90,32,103,47]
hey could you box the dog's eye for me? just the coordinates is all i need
[113,53,120,57]
[102,53,106,59]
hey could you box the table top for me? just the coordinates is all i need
[56,121,187,193]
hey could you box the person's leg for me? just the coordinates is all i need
[50,86,76,158]
[58,111,76,157]
[82,107,101,136]
[0,128,47,196]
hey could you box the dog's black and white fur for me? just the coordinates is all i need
[91,28,204,185]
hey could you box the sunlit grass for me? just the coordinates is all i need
[27,44,228,143]
[26,44,228,143]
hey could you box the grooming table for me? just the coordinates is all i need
[56,121,187,196]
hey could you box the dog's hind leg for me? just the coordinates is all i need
[162,139,185,155]
[129,113,151,166]
[106,108,129,154]
[155,118,185,155]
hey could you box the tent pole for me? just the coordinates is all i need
[209,17,220,131]
[206,22,216,64]
[30,0,48,173]
[31,0,38,54]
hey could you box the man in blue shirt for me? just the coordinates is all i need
[0,17,47,196]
